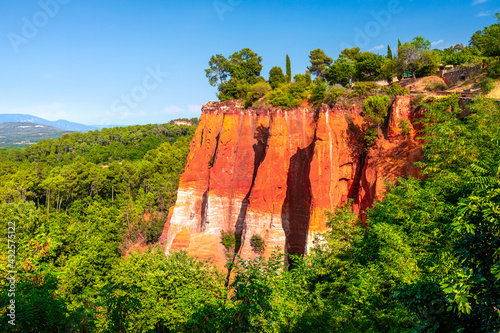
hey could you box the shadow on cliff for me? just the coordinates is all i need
[234,125,270,253]
[281,139,316,266]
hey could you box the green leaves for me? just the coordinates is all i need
[307,49,333,80]
[471,13,500,61]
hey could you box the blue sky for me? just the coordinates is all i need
[0,0,498,126]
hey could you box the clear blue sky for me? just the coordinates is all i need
[0,0,498,126]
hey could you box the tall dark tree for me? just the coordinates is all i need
[387,45,393,60]
[307,48,333,80]
[286,55,292,83]
[398,39,402,58]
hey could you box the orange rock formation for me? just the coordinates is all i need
[159,96,422,267]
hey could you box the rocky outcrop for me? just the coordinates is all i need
[159,96,422,267]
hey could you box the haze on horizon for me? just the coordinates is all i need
[0,0,497,126]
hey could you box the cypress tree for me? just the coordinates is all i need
[286,54,291,82]
[397,39,402,58]
[387,45,393,60]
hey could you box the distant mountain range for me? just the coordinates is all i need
[0,114,102,132]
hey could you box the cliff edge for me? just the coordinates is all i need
[159,96,422,267]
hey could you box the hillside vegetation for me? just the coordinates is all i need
[1,95,499,333]
[205,13,500,110]
[0,12,499,333]
[0,122,73,149]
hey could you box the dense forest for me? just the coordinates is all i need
[1,11,500,333]
[1,96,499,333]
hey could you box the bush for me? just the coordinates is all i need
[324,86,347,106]
[144,215,165,244]
[398,119,412,139]
[220,230,236,252]
[244,82,272,108]
[425,82,447,92]
[353,82,380,97]
[268,89,293,108]
[310,81,328,105]
[288,81,310,100]
[218,78,248,102]
[382,83,410,96]
[480,78,495,94]
[487,63,500,79]
[250,234,265,254]
[362,95,391,126]
[410,94,426,113]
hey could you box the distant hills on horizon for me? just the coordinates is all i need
[0,114,105,132]
[0,121,76,149]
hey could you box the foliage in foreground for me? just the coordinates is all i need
[2,96,500,332]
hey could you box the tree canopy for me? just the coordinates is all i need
[471,12,500,63]
[307,48,333,80]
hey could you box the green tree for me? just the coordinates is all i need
[387,45,393,60]
[205,54,229,87]
[362,95,391,126]
[286,54,292,82]
[269,66,287,89]
[106,249,226,332]
[354,51,384,80]
[362,95,391,145]
[307,48,333,80]
[397,36,434,79]
[325,57,356,87]
[471,13,500,63]
[228,48,264,84]
[340,47,361,61]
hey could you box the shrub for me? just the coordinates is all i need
[250,234,265,254]
[362,95,391,147]
[382,83,410,96]
[324,86,347,106]
[398,119,412,139]
[487,63,500,79]
[218,78,248,101]
[288,81,310,100]
[362,95,391,126]
[220,230,236,252]
[410,94,426,114]
[425,82,447,92]
[310,81,328,105]
[244,82,272,108]
[144,215,165,244]
[293,73,312,85]
[268,89,293,108]
[480,78,495,94]
[352,82,379,97]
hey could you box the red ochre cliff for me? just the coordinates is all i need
[159,96,422,267]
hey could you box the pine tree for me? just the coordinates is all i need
[387,45,393,60]
[286,55,291,82]
[397,39,402,58]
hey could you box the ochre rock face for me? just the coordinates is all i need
[160,96,422,267]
